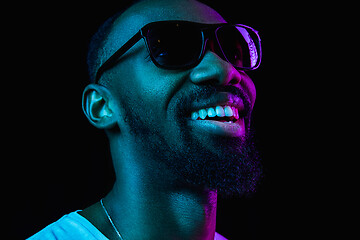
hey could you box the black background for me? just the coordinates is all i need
[6,1,334,239]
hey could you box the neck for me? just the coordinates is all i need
[104,137,218,240]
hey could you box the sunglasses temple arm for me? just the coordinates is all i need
[95,31,143,83]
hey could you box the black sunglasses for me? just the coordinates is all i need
[95,20,262,83]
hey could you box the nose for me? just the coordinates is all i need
[189,50,256,108]
[189,51,241,86]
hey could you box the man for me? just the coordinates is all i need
[29,0,262,239]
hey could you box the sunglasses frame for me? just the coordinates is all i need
[95,20,261,83]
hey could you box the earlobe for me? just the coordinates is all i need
[82,84,117,129]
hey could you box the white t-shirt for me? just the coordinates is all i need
[28,211,228,240]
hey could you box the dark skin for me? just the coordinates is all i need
[81,0,257,239]
[79,203,119,240]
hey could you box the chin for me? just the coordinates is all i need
[167,129,263,198]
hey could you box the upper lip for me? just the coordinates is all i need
[188,92,246,116]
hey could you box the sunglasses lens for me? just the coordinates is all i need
[147,22,203,68]
[216,25,261,69]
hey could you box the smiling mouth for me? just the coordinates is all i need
[188,104,246,137]
[190,105,243,123]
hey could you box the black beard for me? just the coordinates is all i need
[162,127,262,198]
[120,85,262,197]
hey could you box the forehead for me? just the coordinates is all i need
[120,0,226,27]
[106,0,226,52]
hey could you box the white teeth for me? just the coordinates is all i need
[234,108,239,119]
[224,106,233,117]
[191,111,199,120]
[199,109,207,119]
[215,106,225,117]
[207,107,216,117]
[191,105,240,120]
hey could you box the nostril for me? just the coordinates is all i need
[203,79,220,86]
[229,78,240,85]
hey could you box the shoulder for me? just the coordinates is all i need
[27,211,108,240]
[215,232,228,240]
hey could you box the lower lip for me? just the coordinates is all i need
[188,118,245,137]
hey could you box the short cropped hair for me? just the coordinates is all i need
[87,0,142,83]
[86,0,212,83]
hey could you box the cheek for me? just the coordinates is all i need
[132,58,190,114]
[248,81,256,107]
[111,57,190,133]
[110,51,192,135]
[240,73,256,108]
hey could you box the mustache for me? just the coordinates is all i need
[173,85,253,133]
[176,85,252,117]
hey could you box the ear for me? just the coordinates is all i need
[82,84,117,129]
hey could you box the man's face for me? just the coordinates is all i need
[104,0,261,196]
